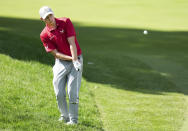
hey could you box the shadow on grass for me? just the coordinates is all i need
[0,16,188,95]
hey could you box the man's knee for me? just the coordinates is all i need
[69,97,79,104]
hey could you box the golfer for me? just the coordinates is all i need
[39,6,83,125]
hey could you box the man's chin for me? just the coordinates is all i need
[48,22,54,25]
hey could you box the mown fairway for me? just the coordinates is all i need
[0,0,188,131]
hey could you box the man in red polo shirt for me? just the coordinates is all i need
[39,6,83,125]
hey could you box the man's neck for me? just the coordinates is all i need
[47,21,57,30]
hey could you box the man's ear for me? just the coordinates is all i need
[40,17,43,21]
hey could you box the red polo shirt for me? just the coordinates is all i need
[40,17,82,56]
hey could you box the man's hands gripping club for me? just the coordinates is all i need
[73,59,81,71]
[51,49,81,71]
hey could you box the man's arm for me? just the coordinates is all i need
[67,36,78,61]
[67,36,82,71]
[51,49,72,61]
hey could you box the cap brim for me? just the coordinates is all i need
[42,12,54,19]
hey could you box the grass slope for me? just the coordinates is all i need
[0,54,103,131]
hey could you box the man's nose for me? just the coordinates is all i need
[50,17,53,21]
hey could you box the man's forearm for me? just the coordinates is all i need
[55,52,72,61]
[68,36,78,61]
[51,49,72,61]
[70,44,78,61]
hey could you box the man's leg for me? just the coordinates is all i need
[67,56,83,123]
[53,59,69,120]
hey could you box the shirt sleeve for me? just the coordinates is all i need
[66,18,76,37]
[40,35,56,52]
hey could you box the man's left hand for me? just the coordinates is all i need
[73,60,81,71]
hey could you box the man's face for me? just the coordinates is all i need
[43,14,55,25]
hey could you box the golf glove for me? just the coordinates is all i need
[73,60,81,71]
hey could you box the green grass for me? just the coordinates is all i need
[0,54,103,131]
[0,0,188,131]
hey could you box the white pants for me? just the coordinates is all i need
[52,55,83,123]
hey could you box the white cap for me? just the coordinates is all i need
[39,6,54,19]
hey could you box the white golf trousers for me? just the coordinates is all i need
[52,55,83,123]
